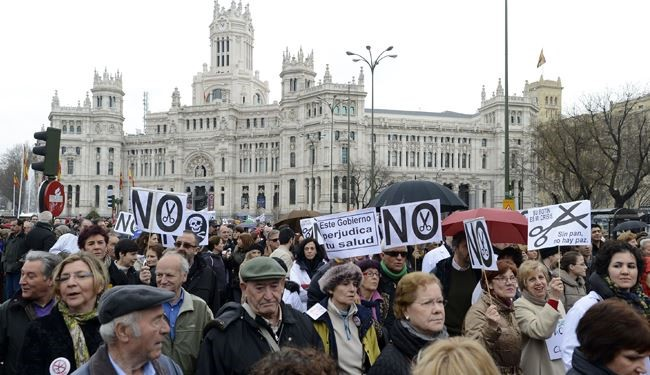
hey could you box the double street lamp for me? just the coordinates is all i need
[317,95,338,214]
[346,46,397,202]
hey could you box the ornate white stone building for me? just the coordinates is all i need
[50,1,562,219]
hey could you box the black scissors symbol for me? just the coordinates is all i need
[162,201,177,224]
[418,211,432,232]
[529,202,589,248]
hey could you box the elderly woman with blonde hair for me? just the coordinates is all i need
[412,336,500,375]
[513,260,566,375]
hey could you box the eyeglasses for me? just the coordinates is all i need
[175,241,196,249]
[363,271,380,278]
[384,251,407,258]
[268,238,279,242]
[492,276,517,284]
[56,271,93,283]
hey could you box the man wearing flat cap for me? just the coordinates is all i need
[196,256,321,375]
[72,285,182,375]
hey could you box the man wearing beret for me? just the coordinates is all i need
[196,256,322,374]
[72,285,182,375]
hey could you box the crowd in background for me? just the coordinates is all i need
[0,213,648,374]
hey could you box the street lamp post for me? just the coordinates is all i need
[317,95,338,214]
[346,83,351,211]
[301,133,320,211]
[346,46,397,202]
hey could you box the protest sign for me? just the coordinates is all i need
[309,208,381,259]
[545,319,565,360]
[464,217,498,271]
[130,188,188,236]
[114,211,137,236]
[380,199,442,248]
[300,217,325,244]
[183,210,215,246]
[527,200,591,250]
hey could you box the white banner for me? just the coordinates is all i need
[526,200,591,250]
[308,208,382,259]
[380,199,442,248]
[114,211,137,236]
[130,188,188,236]
[300,217,325,244]
[545,319,565,360]
[464,217,498,271]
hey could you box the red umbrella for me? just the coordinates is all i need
[442,208,528,244]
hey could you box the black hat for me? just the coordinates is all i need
[538,247,558,260]
[98,285,175,324]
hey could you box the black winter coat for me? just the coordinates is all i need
[368,320,437,375]
[196,302,322,375]
[1,232,26,273]
[107,262,141,286]
[567,349,617,375]
[0,293,53,375]
[184,254,220,314]
[24,222,56,252]
[19,306,102,374]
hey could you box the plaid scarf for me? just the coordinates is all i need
[58,301,98,368]
[604,275,650,319]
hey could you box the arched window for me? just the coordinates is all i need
[350,106,355,115]
[482,154,487,169]
[342,106,347,115]
[62,125,67,133]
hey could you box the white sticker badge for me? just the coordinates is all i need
[49,357,71,375]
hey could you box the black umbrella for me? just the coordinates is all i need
[612,220,648,233]
[367,180,468,212]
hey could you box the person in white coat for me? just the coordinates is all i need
[289,238,327,311]
[560,240,650,371]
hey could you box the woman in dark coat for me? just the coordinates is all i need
[369,272,448,375]
[19,253,108,374]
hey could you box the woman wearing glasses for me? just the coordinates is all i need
[464,259,522,375]
[513,260,565,375]
[290,238,327,311]
[19,252,108,374]
[368,272,448,375]
[558,251,587,311]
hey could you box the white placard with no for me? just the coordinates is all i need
[526,200,591,250]
[130,188,188,237]
[380,199,443,248]
[545,319,565,360]
[310,208,382,259]
[464,217,498,271]
[114,211,137,236]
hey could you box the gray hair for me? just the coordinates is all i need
[24,251,61,279]
[38,211,53,223]
[182,230,200,246]
[161,251,190,274]
[99,311,141,344]
[640,238,650,248]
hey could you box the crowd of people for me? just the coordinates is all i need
[0,213,648,374]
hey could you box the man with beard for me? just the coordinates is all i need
[0,251,60,375]
[196,257,321,374]
[434,232,481,336]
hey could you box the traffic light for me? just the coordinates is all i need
[32,127,61,177]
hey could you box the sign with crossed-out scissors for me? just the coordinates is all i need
[526,200,591,250]
[380,199,443,248]
[464,217,498,271]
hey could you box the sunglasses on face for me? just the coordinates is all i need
[175,241,196,249]
[268,238,279,242]
[384,251,407,258]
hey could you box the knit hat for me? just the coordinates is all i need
[318,262,362,293]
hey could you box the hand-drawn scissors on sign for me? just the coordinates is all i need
[162,201,177,224]
[529,202,589,248]
[418,211,432,232]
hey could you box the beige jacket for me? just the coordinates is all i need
[559,270,586,311]
[514,296,566,375]
[464,292,522,375]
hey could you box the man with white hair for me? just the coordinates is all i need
[24,211,56,252]
[156,252,213,375]
[73,285,182,374]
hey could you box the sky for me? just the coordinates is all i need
[1,0,649,152]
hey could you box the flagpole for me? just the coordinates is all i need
[18,151,25,217]
[12,175,16,217]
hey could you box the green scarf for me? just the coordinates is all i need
[380,260,407,281]
[58,301,98,368]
